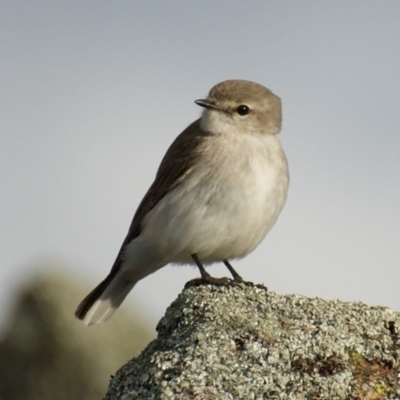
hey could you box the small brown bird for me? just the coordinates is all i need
[75,80,289,325]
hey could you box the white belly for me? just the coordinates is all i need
[141,132,289,265]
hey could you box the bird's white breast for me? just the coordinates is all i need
[141,131,289,264]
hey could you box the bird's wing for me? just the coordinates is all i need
[112,119,208,269]
[75,120,209,320]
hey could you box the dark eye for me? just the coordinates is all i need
[236,105,250,116]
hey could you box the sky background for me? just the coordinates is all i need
[1,1,400,331]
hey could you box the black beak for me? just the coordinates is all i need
[195,99,220,111]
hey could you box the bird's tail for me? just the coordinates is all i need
[75,269,136,326]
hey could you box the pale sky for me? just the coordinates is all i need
[1,1,400,330]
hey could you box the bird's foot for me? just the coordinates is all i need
[184,273,267,291]
[184,275,232,288]
[229,274,268,291]
[242,280,268,291]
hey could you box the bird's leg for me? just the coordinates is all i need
[223,260,244,282]
[185,253,231,288]
[223,259,268,291]
[185,254,267,290]
[192,253,212,280]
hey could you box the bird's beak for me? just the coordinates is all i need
[195,99,221,111]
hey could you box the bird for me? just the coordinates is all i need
[75,79,289,325]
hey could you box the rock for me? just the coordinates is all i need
[105,283,400,400]
[0,272,154,400]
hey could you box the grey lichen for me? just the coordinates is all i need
[105,284,400,400]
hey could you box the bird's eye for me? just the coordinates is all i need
[236,105,250,116]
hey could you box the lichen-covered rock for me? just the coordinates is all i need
[105,284,400,400]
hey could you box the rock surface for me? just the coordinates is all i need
[105,283,400,400]
[0,272,154,400]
